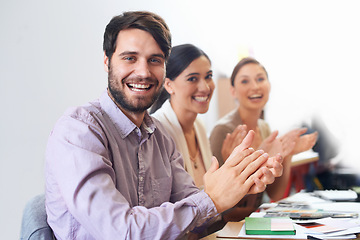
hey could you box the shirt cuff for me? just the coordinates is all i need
[191,190,220,225]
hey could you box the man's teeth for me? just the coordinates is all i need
[128,83,151,91]
[194,96,208,102]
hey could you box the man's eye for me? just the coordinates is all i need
[124,56,135,61]
[206,74,213,80]
[150,58,162,64]
[257,77,265,82]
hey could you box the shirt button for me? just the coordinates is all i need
[139,176,144,181]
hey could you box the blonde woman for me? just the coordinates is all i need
[210,57,318,202]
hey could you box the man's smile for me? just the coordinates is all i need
[127,83,152,92]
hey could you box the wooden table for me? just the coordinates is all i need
[201,221,243,239]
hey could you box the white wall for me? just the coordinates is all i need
[1,0,359,239]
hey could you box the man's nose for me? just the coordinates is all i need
[134,60,151,79]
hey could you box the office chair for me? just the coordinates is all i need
[20,194,54,240]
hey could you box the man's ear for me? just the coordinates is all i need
[103,52,110,73]
[164,78,174,94]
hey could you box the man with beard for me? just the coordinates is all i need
[45,11,283,239]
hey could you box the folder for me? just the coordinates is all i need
[245,217,296,235]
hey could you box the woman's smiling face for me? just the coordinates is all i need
[165,55,214,115]
[231,62,270,111]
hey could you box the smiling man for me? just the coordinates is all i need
[45,11,281,239]
[106,28,165,126]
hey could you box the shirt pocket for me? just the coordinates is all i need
[151,176,172,207]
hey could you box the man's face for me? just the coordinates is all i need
[105,28,166,113]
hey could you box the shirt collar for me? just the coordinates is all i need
[99,90,155,138]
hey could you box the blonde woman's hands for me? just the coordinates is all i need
[280,128,318,155]
[292,131,318,154]
[221,125,247,162]
[258,130,297,158]
[258,131,279,154]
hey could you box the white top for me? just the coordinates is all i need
[152,100,213,179]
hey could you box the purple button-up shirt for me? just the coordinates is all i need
[45,91,218,239]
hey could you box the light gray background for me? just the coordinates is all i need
[1,1,359,239]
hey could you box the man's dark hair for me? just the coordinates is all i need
[103,11,172,62]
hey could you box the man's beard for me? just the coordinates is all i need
[108,68,162,113]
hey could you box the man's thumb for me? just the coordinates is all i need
[208,156,219,173]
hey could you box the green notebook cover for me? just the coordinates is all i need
[245,217,296,235]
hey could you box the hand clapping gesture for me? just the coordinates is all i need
[204,130,281,213]
[221,125,248,162]
[279,128,318,155]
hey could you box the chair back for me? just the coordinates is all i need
[20,194,54,240]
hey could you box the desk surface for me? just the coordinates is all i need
[201,221,243,239]
[203,220,360,239]
[291,150,319,167]
[202,221,360,239]
[201,192,360,240]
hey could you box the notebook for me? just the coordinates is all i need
[245,217,296,235]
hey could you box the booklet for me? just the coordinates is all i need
[245,217,296,235]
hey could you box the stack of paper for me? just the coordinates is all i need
[238,191,360,240]
[261,198,358,220]
[296,217,360,239]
